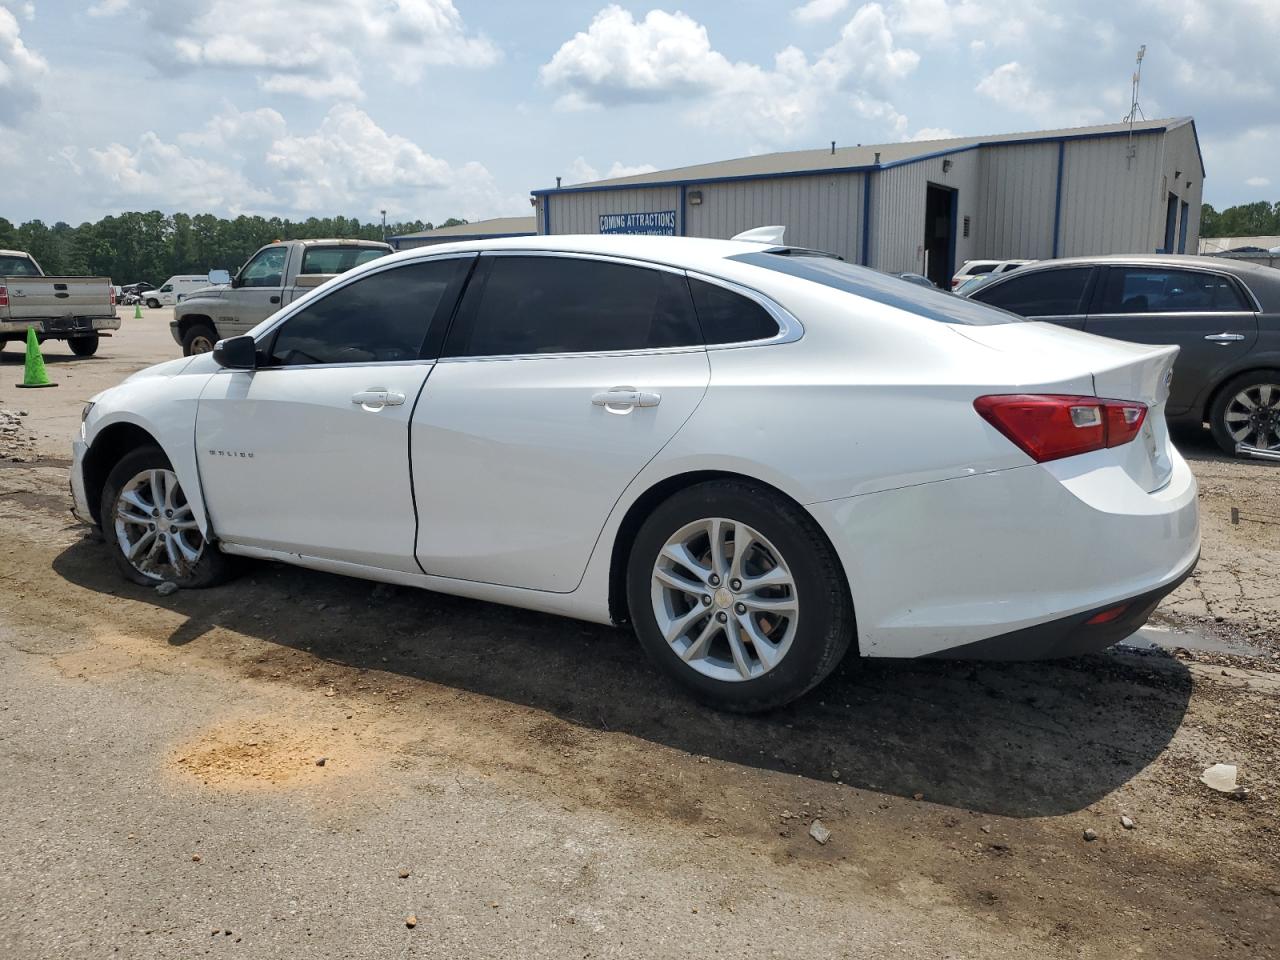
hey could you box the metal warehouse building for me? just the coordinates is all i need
[531,117,1204,287]
[389,215,536,251]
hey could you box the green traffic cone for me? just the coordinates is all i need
[16,327,56,389]
[134,302,143,319]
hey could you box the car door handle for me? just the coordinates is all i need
[591,388,661,410]
[1204,332,1245,344]
[351,390,406,408]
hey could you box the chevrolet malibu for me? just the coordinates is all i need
[71,235,1200,711]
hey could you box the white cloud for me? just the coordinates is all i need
[87,0,130,16]
[178,105,288,153]
[134,0,498,99]
[541,4,918,143]
[974,61,1048,112]
[793,0,850,23]
[88,133,276,213]
[909,126,956,140]
[1245,176,1271,188]
[0,1,47,126]
[564,156,657,184]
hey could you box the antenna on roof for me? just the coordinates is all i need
[1123,44,1146,168]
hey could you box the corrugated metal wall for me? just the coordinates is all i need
[683,173,865,262]
[974,142,1059,260]
[869,149,979,273]
[1159,124,1204,253]
[545,187,681,235]
[1057,131,1163,256]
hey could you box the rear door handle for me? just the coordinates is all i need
[591,388,661,411]
[1204,332,1245,344]
[352,390,406,408]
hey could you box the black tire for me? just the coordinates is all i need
[100,445,236,589]
[181,323,218,357]
[146,298,160,309]
[1208,370,1280,456]
[626,480,854,712]
[69,335,99,357]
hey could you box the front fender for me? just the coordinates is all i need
[84,371,217,535]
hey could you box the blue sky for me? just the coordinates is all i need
[2,0,1277,225]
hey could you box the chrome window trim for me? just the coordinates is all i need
[1086,310,1258,320]
[435,344,707,365]
[213,358,436,374]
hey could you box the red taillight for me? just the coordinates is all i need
[0,285,7,308]
[974,394,1148,463]
[109,285,116,306]
[1086,603,1130,625]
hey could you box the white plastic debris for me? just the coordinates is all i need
[809,820,831,845]
[1200,763,1239,793]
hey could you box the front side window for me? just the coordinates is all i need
[445,256,702,357]
[301,246,389,275]
[974,268,1093,317]
[160,284,173,292]
[1096,267,1249,314]
[266,258,467,366]
[240,247,287,288]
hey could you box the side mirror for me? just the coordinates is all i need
[212,335,257,370]
[208,269,231,286]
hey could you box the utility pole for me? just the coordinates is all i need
[380,209,387,241]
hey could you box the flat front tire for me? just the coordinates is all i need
[627,480,854,712]
[100,445,235,588]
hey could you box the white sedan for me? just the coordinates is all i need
[71,234,1200,711]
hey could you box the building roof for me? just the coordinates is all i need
[391,216,537,241]
[534,118,1198,195]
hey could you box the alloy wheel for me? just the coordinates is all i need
[1224,383,1280,451]
[188,335,215,354]
[113,468,204,581]
[650,517,799,682]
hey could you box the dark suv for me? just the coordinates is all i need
[968,255,1280,458]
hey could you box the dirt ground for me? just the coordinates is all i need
[1,317,1278,959]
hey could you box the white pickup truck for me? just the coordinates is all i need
[170,238,392,355]
[0,250,119,357]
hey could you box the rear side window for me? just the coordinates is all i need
[1096,267,1249,314]
[688,278,779,344]
[301,246,389,274]
[268,258,467,366]
[0,255,41,277]
[974,268,1093,317]
[445,256,702,357]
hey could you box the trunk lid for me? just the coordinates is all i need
[952,321,1178,491]
[1,276,115,323]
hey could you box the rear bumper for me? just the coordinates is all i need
[1,316,120,338]
[808,446,1201,659]
[926,550,1198,660]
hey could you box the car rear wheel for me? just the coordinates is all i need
[627,480,854,712]
[1209,371,1280,457]
[181,324,217,356]
[101,445,235,588]
[69,335,99,357]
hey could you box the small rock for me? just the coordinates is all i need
[912,792,924,801]
[1120,815,1135,830]
[980,825,992,834]
[323,687,336,698]
[191,853,202,862]
[1231,786,1251,802]
[1083,829,1098,842]
[315,757,326,767]
[155,581,179,597]
[809,820,832,845]
[398,868,410,879]
[405,914,417,929]
[17,410,28,416]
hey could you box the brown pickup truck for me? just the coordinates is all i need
[0,250,120,357]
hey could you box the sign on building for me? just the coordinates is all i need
[599,211,677,235]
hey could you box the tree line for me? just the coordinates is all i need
[0,212,469,283]
[1200,201,1280,240]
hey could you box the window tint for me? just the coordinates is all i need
[446,256,702,357]
[240,247,287,288]
[1096,267,1249,314]
[966,263,996,276]
[974,268,1092,317]
[0,255,41,277]
[688,278,779,343]
[268,259,466,366]
[301,246,389,274]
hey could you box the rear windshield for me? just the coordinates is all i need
[731,251,1024,326]
[0,255,41,277]
[300,246,389,275]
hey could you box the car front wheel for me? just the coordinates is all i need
[1209,371,1280,457]
[627,480,854,712]
[181,324,217,356]
[101,446,235,588]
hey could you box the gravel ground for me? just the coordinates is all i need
[1,318,1278,959]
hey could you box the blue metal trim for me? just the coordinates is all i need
[1052,141,1065,259]
[530,125,1178,197]
[860,173,871,266]
[389,231,534,244]
[679,183,687,236]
